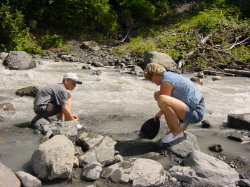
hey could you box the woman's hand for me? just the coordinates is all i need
[154,110,163,120]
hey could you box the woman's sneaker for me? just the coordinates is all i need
[161,132,184,143]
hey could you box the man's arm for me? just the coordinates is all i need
[60,104,77,121]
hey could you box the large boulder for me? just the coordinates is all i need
[169,150,239,187]
[80,41,100,52]
[228,113,250,130]
[3,51,36,70]
[101,158,166,186]
[76,132,104,151]
[143,51,176,70]
[31,135,75,180]
[79,136,116,166]
[15,171,41,187]
[166,131,200,158]
[15,86,38,97]
[82,162,102,182]
[0,162,21,187]
[32,120,79,137]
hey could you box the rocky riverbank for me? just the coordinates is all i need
[0,41,250,186]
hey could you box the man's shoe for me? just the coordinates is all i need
[30,115,41,126]
[161,132,184,143]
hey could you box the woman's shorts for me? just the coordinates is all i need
[183,97,205,123]
[35,103,61,118]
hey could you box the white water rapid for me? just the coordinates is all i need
[0,60,249,183]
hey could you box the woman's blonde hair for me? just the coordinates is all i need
[144,62,166,80]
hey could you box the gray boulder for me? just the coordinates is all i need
[0,52,9,60]
[0,162,21,187]
[79,136,116,166]
[166,131,200,158]
[31,135,75,180]
[80,41,100,52]
[82,162,102,182]
[16,86,38,97]
[77,132,104,151]
[101,158,166,186]
[32,120,79,137]
[228,113,250,130]
[15,171,41,187]
[3,51,36,70]
[143,51,176,70]
[169,150,239,187]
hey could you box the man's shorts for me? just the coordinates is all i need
[35,103,61,118]
[183,97,205,123]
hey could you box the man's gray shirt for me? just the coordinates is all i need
[34,83,69,112]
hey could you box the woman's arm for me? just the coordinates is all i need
[160,81,173,96]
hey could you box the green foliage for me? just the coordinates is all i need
[232,45,250,63]
[116,0,170,25]
[0,3,42,53]
[115,5,249,70]
[41,34,63,49]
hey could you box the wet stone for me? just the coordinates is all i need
[209,144,223,152]
[201,120,212,128]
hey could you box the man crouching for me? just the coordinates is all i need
[32,73,82,124]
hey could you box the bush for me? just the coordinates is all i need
[41,34,63,49]
[0,3,42,53]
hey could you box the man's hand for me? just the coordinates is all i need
[73,114,79,122]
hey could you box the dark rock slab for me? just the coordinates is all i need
[16,86,38,97]
[228,113,250,130]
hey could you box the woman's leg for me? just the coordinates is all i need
[157,95,186,135]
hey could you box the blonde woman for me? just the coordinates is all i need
[144,62,205,143]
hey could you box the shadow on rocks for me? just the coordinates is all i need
[115,140,162,157]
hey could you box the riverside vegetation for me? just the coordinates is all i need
[0,0,249,71]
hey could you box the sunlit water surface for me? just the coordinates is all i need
[0,60,249,181]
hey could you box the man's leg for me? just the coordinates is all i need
[157,95,186,135]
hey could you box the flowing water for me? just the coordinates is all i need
[0,60,250,183]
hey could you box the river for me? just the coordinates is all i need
[0,60,249,185]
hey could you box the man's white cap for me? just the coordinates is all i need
[63,73,82,84]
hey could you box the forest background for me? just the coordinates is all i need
[0,0,249,70]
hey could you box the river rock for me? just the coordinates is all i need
[197,71,205,78]
[15,171,41,187]
[76,132,104,151]
[212,76,222,81]
[228,113,250,130]
[101,158,166,186]
[31,135,75,180]
[165,131,200,158]
[15,86,38,97]
[201,120,212,128]
[227,131,245,142]
[79,136,116,166]
[169,150,239,187]
[190,77,203,85]
[33,120,79,137]
[80,41,100,52]
[0,103,15,111]
[82,162,102,182]
[3,51,36,70]
[143,51,176,70]
[104,154,124,167]
[0,52,9,60]
[208,144,223,152]
[0,161,21,187]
